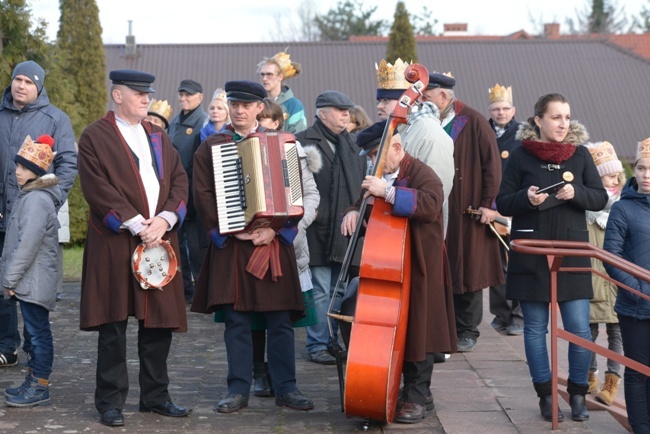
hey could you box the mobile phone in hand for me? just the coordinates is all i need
[535,181,565,195]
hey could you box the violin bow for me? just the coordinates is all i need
[463,206,510,251]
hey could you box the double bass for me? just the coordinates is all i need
[339,64,429,424]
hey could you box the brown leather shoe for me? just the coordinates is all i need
[395,402,426,424]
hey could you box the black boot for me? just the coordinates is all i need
[533,381,564,422]
[253,362,273,398]
[567,380,589,421]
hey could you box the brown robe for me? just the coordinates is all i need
[78,112,189,331]
[445,100,504,294]
[351,154,457,362]
[190,131,304,319]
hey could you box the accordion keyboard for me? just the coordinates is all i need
[212,142,247,233]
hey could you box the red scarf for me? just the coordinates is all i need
[521,140,576,164]
[246,238,283,281]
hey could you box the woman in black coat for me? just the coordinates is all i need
[496,93,607,423]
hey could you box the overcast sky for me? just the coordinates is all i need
[30,0,644,44]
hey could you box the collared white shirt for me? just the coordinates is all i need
[115,116,160,219]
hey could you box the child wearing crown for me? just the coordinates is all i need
[584,141,625,406]
[1,134,61,408]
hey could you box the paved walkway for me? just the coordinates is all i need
[0,282,630,433]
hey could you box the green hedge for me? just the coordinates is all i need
[68,176,89,246]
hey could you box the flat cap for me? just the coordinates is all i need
[110,69,155,93]
[178,79,203,95]
[427,73,456,90]
[315,90,354,109]
[357,120,386,156]
[225,80,267,102]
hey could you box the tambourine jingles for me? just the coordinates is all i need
[131,240,179,290]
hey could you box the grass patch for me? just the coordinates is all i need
[63,245,84,281]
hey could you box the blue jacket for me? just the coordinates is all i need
[604,177,650,320]
[0,87,77,231]
[276,85,306,134]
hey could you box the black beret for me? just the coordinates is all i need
[427,73,456,90]
[315,90,354,109]
[178,79,203,95]
[109,69,155,93]
[225,80,267,102]
[357,120,387,156]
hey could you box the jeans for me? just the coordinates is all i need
[619,314,650,434]
[589,322,623,375]
[0,297,20,354]
[520,299,591,385]
[19,301,53,380]
[305,264,344,354]
[0,231,19,355]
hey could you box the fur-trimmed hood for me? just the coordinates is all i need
[301,144,323,174]
[516,120,589,147]
[21,173,60,192]
[19,173,62,210]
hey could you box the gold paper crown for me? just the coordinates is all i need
[637,138,650,161]
[376,58,410,90]
[148,99,172,121]
[488,84,513,104]
[17,135,54,174]
[212,88,227,101]
[586,141,617,165]
[442,71,454,78]
[270,51,301,79]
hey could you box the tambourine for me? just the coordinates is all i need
[131,240,179,290]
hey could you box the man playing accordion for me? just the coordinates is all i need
[191,80,313,413]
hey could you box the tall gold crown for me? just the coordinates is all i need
[212,88,227,101]
[488,84,513,104]
[376,58,410,90]
[270,51,301,79]
[637,137,650,160]
[148,99,172,121]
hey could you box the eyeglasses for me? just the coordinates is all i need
[259,72,277,78]
[490,107,513,113]
[376,98,391,105]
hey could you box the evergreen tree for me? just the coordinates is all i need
[0,0,50,83]
[57,0,106,133]
[386,1,417,64]
[314,0,386,41]
[55,0,106,245]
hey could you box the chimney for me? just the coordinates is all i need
[443,23,468,36]
[125,20,137,58]
[544,23,560,39]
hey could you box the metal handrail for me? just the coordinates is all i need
[510,239,650,430]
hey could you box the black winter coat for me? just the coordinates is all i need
[496,122,607,302]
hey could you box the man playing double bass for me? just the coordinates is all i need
[341,121,457,424]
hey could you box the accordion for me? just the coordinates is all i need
[211,131,304,234]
